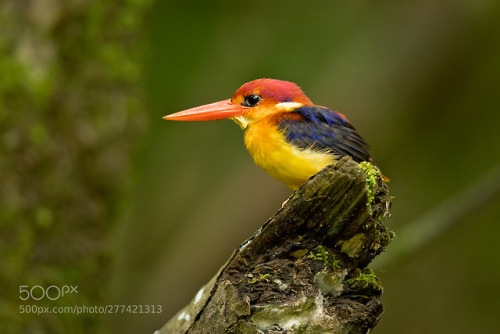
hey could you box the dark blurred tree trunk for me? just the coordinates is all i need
[158,158,393,333]
[0,1,151,333]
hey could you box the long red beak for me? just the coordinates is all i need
[163,99,246,121]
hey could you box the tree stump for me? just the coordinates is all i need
[157,157,393,333]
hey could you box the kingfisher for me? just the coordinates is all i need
[164,79,375,190]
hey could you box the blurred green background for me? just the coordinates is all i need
[1,0,500,333]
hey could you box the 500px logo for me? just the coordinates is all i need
[19,285,78,301]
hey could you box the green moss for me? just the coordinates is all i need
[358,162,382,213]
[308,245,341,270]
[248,271,276,284]
[345,270,382,291]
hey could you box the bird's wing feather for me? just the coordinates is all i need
[277,106,372,162]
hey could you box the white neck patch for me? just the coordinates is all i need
[275,102,303,111]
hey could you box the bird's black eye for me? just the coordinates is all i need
[242,94,262,107]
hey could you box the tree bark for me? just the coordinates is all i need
[158,157,393,334]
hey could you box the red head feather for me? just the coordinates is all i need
[232,79,313,105]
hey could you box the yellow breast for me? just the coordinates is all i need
[243,118,336,190]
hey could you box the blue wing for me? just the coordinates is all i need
[277,106,372,162]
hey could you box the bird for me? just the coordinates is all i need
[164,79,375,190]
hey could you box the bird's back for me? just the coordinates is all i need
[278,106,371,162]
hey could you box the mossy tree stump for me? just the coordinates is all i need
[158,157,393,333]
